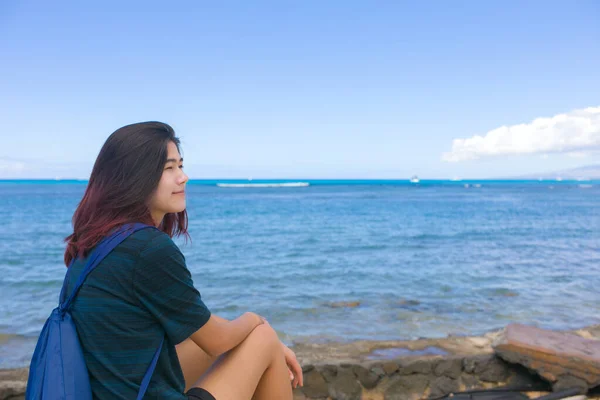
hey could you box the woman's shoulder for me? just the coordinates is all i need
[130,227,181,258]
[129,226,170,241]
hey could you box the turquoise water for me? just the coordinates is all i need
[1,180,599,368]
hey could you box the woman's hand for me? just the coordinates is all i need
[254,317,303,388]
[244,312,267,328]
[282,344,303,388]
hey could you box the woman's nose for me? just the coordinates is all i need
[179,171,189,184]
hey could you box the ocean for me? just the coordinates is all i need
[1,180,599,368]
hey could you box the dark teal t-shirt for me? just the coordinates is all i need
[65,228,211,399]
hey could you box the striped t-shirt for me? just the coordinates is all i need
[65,227,211,399]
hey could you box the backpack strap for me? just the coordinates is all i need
[58,223,165,398]
[137,337,165,400]
[59,223,154,312]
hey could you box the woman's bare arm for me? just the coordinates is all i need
[189,312,264,357]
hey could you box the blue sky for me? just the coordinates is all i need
[1,1,599,179]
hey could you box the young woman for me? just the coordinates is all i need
[63,122,303,399]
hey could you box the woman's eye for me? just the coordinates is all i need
[179,165,184,169]
[165,166,173,170]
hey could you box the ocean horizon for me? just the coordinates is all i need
[1,178,598,185]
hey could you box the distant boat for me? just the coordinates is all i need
[410,175,420,183]
[450,176,461,181]
[216,182,309,188]
[556,177,563,182]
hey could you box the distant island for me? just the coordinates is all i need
[513,164,600,180]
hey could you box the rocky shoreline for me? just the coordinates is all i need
[2,324,599,400]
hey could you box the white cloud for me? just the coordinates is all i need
[442,106,600,162]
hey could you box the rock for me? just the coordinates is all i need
[484,329,504,344]
[587,325,600,339]
[384,374,430,400]
[0,369,28,382]
[399,359,433,375]
[320,364,338,382]
[353,365,381,389]
[469,337,491,348]
[493,323,600,387]
[433,357,463,379]
[302,364,315,373]
[328,368,362,400]
[574,330,597,340]
[370,365,386,377]
[0,380,27,400]
[430,376,460,398]
[327,301,361,308]
[301,369,329,399]
[397,299,421,307]
[460,373,480,389]
[552,375,589,394]
[462,354,510,382]
[463,357,478,374]
[506,364,551,392]
[478,357,511,382]
[382,361,400,375]
[293,388,308,400]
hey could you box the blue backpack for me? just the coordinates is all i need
[26,223,164,400]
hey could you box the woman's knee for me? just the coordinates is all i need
[247,323,281,354]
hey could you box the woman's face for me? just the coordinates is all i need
[148,141,188,225]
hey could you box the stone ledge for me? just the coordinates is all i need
[293,354,551,400]
[3,324,600,400]
[1,356,597,400]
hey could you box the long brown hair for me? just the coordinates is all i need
[64,121,189,266]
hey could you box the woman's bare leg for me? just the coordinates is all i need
[192,324,293,400]
[250,340,292,400]
[176,338,216,392]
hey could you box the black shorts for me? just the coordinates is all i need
[186,387,216,400]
